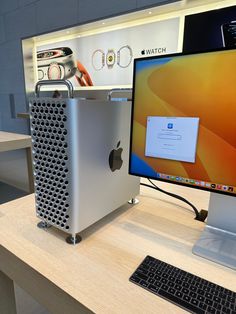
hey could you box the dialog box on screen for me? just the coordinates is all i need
[145,116,200,163]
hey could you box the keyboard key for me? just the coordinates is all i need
[138,267,148,275]
[198,302,207,310]
[205,298,213,306]
[183,282,190,288]
[182,288,189,294]
[175,291,183,298]
[190,286,197,292]
[162,284,169,291]
[148,284,159,294]
[136,272,148,281]
[205,292,213,299]
[148,272,155,278]
[168,287,175,295]
[140,280,148,288]
[148,277,155,284]
[190,298,199,306]
[197,294,205,302]
[207,306,216,313]
[213,296,221,303]
[183,295,191,302]
[130,275,141,283]
[228,295,236,303]
[189,292,197,298]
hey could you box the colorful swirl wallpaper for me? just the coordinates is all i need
[130,49,236,192]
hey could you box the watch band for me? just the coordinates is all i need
[117,45,133,68]
[92,49,105,71]
[75,60,93,87]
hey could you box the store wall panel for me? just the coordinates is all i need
[0,95,10,117]
[137,0,180,9]
[11,93,29,122]
[0,0,18,15]
[1,117,29,134]
[36,0,78,34]
[77,0,137,23]
[0,17,5,44]
[4,4,37,41]
[0,66,25,94]
[0,93,28,130]
[18,0,37,7]
[0,91,29,191]
[0,40,22,69]
[0,94,28,132]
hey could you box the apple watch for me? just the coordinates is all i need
[37,47,77,80]
[117,45,133,68]
[37,47,93,87]
[106,49,116,69]
[92,49,105,71]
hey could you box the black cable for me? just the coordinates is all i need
[141,179,207,221]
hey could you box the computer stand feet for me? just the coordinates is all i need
[66,234,82,245]
[128,198,139,205]
[37,221,52,229]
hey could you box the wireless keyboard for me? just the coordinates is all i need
[130,255,236,314]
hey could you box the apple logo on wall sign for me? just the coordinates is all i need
[109,141,123,172]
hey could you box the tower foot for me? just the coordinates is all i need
[66,234,82,245]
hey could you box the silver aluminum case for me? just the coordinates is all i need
[29,98,140,235]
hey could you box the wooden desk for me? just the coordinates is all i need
[0,182,235,314]
[0,131,34,193]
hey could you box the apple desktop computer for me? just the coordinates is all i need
[129,47,236,270]
[30,97,140,243]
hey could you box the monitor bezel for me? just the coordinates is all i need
[129,46,236,197]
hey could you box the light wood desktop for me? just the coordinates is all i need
[0,182,235,314]
[0,131,34,193]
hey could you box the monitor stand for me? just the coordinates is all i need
[192,192,236,270]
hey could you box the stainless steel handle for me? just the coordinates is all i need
[35,80,74,98]
[107,88,132,100]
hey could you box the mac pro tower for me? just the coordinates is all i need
[29,98,140,243]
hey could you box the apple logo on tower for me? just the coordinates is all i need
[109,141,123,172]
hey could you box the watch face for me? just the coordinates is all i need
[106,50,116,68]
[47,63,62,80]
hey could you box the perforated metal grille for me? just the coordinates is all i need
[30,100,70,231]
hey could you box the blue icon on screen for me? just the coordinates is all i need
[167,123,173,129]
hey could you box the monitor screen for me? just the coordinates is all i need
[129,48,236,197]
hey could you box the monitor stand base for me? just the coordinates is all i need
[192,192,236,270]
[192,225,236,270]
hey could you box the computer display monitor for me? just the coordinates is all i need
[129,48,236,269]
